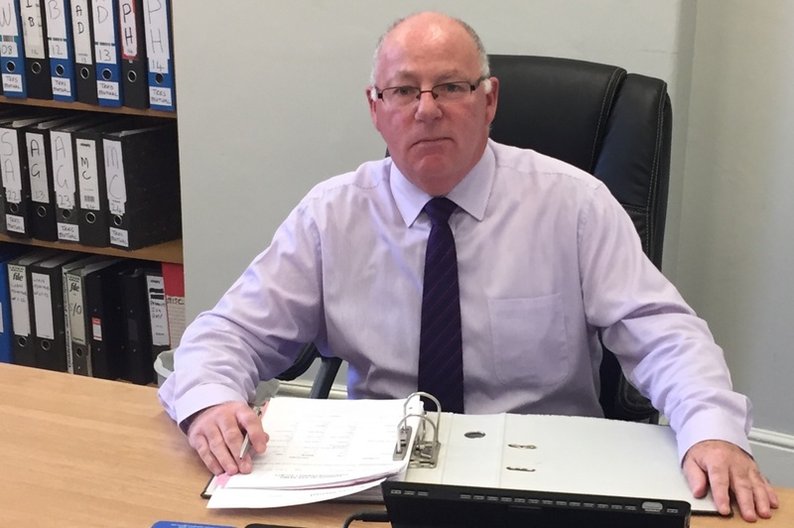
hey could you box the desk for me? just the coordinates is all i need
[0,364,789,528]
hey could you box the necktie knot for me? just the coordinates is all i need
[424,197,457,225]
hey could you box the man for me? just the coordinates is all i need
[159,11,777,521]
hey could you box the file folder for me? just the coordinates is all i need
[142,0,174,111]
[144,266,169,365]
[19,0,53,99]
[0,115,58,238]
[25,115,84,241]
[29,251,81,371]
[91,0,123,107]
[62,255,117,375]
[0,0,27,98]
[50,114,113,243]
[119,265,155,384]
[83,258,128,378]
[118,0,147,108]
[44,0,77,102]
[7,248,57,367]
[70,0,98,104]
[0,243,28,363]
[161,261,183,347]
[102,122,180,249]
[72,117,131,247]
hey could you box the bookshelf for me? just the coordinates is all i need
[0,233,182,264]
[0,95,177,119]
[0,97,182,263]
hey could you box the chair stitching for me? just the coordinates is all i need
[646,85,666,263]
[590,68,623,170]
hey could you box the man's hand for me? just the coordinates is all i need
[683,439,778,522]
[186,401,269,476]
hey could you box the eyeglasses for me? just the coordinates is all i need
[374,78,486,108]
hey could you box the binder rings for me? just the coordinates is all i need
[0,115,57,238]
[50,114,112,243]
[25,115,84,241]
[29,251,80,371]
[142,0,174,111]
[103,122,180,249]
[118,0,147,108]
[19,0,53,99]
[44,0,77,102]
[0,0,28,98]
[7,248,57,367]
[70,0,98,104]
[91,0,123,107]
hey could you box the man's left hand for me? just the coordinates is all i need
[683,439,779,522]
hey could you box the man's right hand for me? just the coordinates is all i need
[186,401,269,475]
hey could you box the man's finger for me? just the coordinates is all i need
[191,434,224,476]
[682,456,708,498]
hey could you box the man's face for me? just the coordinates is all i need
[368,16,499,196]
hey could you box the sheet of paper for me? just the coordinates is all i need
[223,397,420,491]
[208,478,385,509]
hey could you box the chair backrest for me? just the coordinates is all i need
[489,54,672,422]
[279,55,672,423]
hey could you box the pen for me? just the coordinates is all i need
[238,405,263,459]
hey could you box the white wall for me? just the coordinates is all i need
[677,0,794,454]
[172,1,794,484]
[172,0,691,316]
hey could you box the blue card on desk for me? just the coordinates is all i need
[152,522,235,528]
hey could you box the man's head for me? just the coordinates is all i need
[367,12,499,196]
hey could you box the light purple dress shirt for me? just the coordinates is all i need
[159,140,752,460]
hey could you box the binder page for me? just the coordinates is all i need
[223,397,420,491]
[405,413,506,487]
[500,414,718,513]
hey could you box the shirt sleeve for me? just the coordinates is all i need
[577,184,753,462]
[157,199,325,428]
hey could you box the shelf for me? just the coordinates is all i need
[0,96,177,119]
[0,234,183,264]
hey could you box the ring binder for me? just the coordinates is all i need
[395,392,442,468]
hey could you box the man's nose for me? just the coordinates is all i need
[415,90,442,120]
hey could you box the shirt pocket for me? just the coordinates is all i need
[488,294,571,388]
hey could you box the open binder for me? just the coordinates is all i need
[201,392,714,525]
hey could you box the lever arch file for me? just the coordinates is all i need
[202,396,717,521]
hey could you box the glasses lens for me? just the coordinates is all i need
[384,86,420,106]
[433,82,472,100]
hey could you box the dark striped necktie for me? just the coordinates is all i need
[417,197,464,413]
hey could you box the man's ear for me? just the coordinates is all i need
[366,86,380,128]
[484,76,500,124]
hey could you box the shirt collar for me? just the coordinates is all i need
[390,140,496,227]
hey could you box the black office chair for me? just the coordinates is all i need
[279,55,672,423]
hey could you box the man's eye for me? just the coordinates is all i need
[395,86,417,97]
[440,83,464,93]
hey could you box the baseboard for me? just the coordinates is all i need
[748,427,794,488]
[275,379,348,399]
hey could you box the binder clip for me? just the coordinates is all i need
[393,392,441,468]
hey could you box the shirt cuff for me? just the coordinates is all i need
[674,408,753,464]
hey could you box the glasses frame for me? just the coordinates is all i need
[374,77,488,107]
